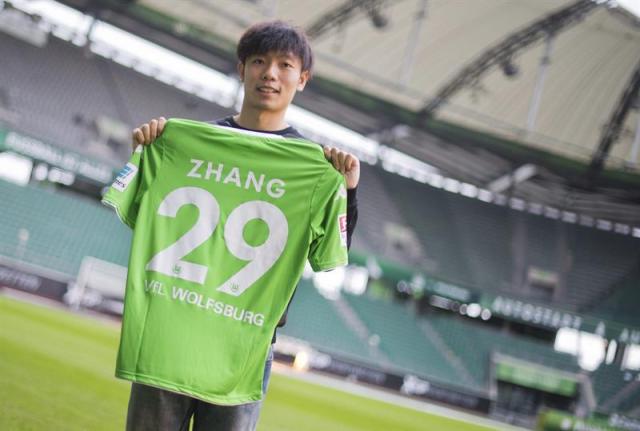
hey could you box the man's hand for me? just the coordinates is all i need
[324,146,360,190]
[132,117,167,152]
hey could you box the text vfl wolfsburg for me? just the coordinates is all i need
[144,279,265,327]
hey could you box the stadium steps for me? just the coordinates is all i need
[354,164,428,268]
[523,214,561,274]
[331,296,393,367]
[564,226,639,311]
[342,293,462,387]
[606,379,640,416]
[442,192,513,292]
[587,268,640,327]
[375,168,475,287]
[279,280,374,364]
[593,364,640,416]
[424,312,580,388]
[417,318,480,390]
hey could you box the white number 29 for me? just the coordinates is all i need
[145,187,288,296]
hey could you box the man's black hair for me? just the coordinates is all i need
[237,20,313,75]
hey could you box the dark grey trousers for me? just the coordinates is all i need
[125,349,273,431]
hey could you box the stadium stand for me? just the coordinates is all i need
[279,279,374,364]
[372,167,476,288]
[564,227,640,312]
[369,162,640,313]
[588,268,640,328]
[2,29,638,318]
[0,32,230,163]
[0,179,130,275]
[591,364,640,419]
[348,163,427,268]
[424,312,580,385]
[341,292,463,387]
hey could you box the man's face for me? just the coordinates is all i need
[238,51,309,114]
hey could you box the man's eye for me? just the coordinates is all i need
[253,59,264,64]
[283,63,293,68]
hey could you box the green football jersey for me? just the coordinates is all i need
[102,118,348,405]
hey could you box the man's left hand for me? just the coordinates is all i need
[324,147,360,190]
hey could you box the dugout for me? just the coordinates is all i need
[491,354,581,420]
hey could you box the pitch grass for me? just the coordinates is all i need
[0,295,498,431]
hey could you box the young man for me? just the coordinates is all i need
[126,21,360,431]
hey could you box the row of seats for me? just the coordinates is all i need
[2,30,638,323]
[590,363,640,418]
[342,291,464,387]
[279,279,373,363]
[374,165,640,319]
[424,312,579,386]
[0,32,229,163]
[3,177,638,417]
[0,180,130,275]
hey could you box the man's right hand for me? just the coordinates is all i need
[132,117,167,152]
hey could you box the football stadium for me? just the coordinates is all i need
[1,1,640,430]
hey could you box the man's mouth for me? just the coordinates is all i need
[257,86,279,94]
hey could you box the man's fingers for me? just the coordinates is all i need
[323,146,332,160]
[132,128,144,150]
[141,124,151,143]
[330,148,341,172]
[149,119,158,140]
[325,146,356,174]
[333,148,347,173]
[158,117,167,134]
[338,152,347,173]
[131,117,167,152]
[344,155,354,172]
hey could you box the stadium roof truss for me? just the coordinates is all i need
[37,0,640,225]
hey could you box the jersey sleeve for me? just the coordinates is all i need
[307,166,349,271]
[101,137,164,229]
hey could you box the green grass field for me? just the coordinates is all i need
[0,294,500,431]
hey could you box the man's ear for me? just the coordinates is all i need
[237,61,245,82]
[297,70,310,92]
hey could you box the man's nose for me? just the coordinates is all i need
[262,62,278,80]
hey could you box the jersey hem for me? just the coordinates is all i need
[101,197,135,229]
[116,370,263,406]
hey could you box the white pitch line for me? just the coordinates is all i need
[272,364,530,431]
[2,289,530,430]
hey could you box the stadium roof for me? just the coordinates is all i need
[21,0,640,224]
[135,0,640,175]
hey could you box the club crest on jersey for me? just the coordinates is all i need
[112,162,138,192]
[338,213,347,247]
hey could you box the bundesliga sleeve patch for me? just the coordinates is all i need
[338,213,348,247]
[112,162,138,192]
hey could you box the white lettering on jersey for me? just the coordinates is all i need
[245,171,264,193]
[205,162,223,181]
[187,159,204,178]
[186,159,286,198]
[169,285,265,327]
[266,179,285,199]
[146,187,288,296]
[223,167,241,187]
